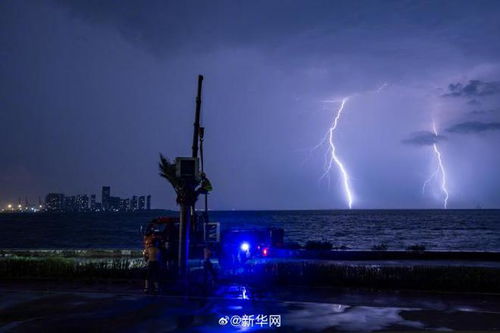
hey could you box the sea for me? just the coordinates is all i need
[0,210,499,251]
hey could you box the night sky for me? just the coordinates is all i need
[1,0,500,210]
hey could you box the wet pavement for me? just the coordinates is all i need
[1,282,500,332]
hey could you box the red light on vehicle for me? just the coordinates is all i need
[262,248,269,256]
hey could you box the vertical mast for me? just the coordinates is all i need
[192,75,203,159]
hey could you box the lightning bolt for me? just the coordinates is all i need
[424,122,449,209]
[319,97,354,209]
[315,84,387,209]
[422,166,439,195]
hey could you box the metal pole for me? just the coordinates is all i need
[178,202,191,276]
[200,127,208,221]
[191,75,203,233]
[179,75,203,278]
[192,75,203,159]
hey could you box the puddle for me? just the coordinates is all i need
[285,304,424,332]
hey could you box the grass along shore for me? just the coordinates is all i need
[1,256,499,294]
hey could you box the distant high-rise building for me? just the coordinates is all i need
[109,196,121,211]
[131,196,138,211]
[45,193,65,211]
[76,195,89,211]
[146,195,151,210]
[138,196,145,210]
[119,198,130,211]
[76,195,82,211]
[64,196,77,211]
[102,186,111,211]
[90,194,96,211]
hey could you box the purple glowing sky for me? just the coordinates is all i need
[1,0,500,209]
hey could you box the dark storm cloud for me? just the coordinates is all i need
[444,80,500,98]
[402,131,446,146]
[446,121,500,134]
[54,0,344,56]
[469,108,500,116]
[467,99,481,106]
[54,0,500,60]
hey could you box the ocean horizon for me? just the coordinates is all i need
[1,209,499,251]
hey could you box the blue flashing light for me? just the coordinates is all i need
[240,242,250,251]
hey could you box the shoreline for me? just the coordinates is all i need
[1,251,500,294]
[2,248,500,258]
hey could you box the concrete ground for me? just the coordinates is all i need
[1,281,500,332]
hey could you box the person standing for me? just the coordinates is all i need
[144,238,161,294]
[203,245,217,288]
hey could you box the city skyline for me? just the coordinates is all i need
[2,186,151,213]
[45,186,151,212]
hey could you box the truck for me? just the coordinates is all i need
[141,215,284,269]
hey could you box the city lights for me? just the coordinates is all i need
[0,186,153,214]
